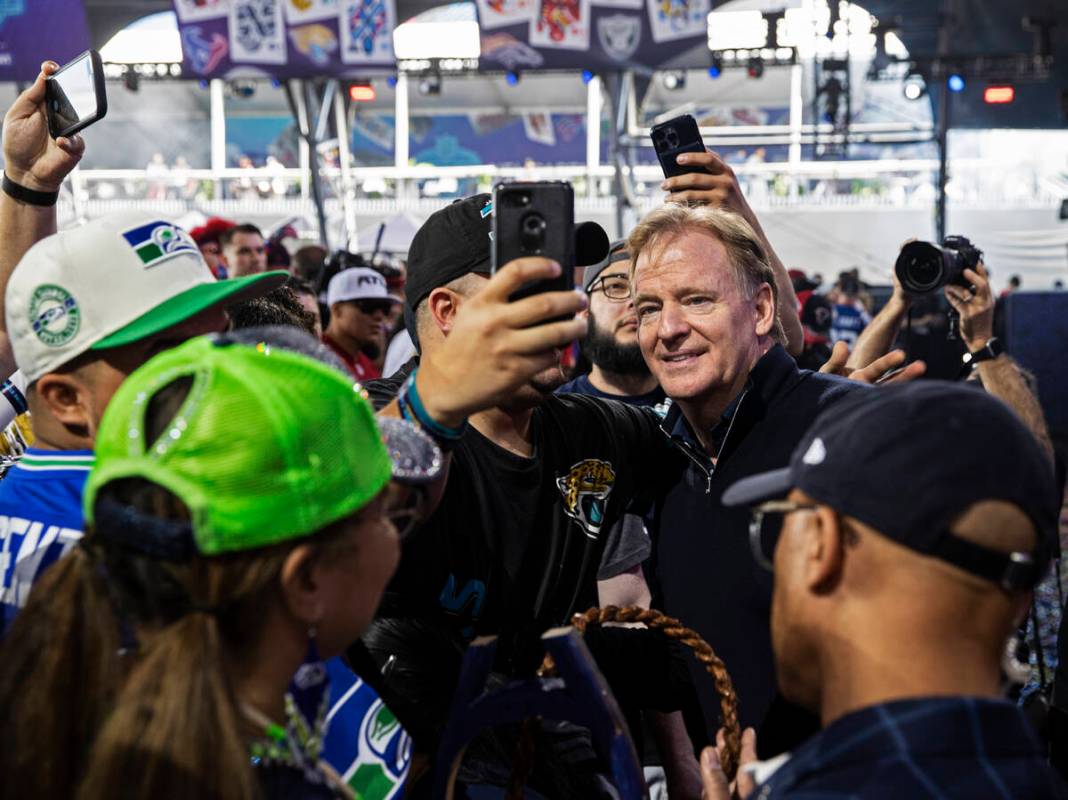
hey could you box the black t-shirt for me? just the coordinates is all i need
[365,359,677,675]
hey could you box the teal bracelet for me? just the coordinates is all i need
[401,368,468,442]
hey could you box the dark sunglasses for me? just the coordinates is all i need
[353,300,395,315]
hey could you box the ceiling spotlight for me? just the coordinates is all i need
[708,54,723,79]
[746,57,764,79]
[229,80,256,99]
[662,70,686,91]
[506,70,521,86]
[902,72,926,101]
[947,74,965,93]
[418,74,441,96]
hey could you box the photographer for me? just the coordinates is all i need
[847,252,1054,463]
[700,382,1066,799]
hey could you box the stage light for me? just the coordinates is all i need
[582,69,595,84]
[947,74,965,93]
[983,85,1015,104]
[418,74,441,96]
[708,54,723,78]
[662,70,686,90]
[903,73,925,101]
[349,83,376,102]
[506,70,521,86]
[747,57,764,78]
[386,75,398,88]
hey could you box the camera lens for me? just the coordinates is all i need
[520,213,547,254]
[895,241,949,295]
[666,129,680,149]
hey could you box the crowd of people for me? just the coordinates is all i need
[0,59,1066,800]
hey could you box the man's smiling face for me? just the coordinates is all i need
[632,228,768,403]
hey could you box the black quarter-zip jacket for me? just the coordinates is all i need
[646,344,868,753]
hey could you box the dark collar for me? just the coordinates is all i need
[662,344,801,457]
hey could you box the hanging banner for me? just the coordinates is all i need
[172,0,396,79]
[0,0,91,82]
[476,0,709,71]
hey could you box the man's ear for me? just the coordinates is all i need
[32,373,93,438]
[426,287,463,335]
[804,505,846,594]
[753,283,776,338]
[279,544,326,627]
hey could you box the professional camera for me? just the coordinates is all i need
[894,235,982,295]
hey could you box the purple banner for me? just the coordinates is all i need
[476,0,710,71]
[0,0,91,83]
[173,0,396,79]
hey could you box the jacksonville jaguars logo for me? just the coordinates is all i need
[556,458,616,539]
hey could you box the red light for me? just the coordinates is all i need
[349,84,376,102]
[983,85,1015,104]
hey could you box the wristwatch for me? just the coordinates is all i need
[962,337,1004,369]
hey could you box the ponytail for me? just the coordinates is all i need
[0,544,121,799]
[77,611,258,800]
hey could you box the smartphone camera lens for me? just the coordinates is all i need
[666,128,680,149]
[520,213,547,254]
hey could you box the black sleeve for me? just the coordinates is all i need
[363,356,418,410]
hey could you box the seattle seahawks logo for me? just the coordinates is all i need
[556,458,616,539]
[597,15,641,61]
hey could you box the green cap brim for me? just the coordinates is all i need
[91,270,289,350]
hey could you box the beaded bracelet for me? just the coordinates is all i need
[398,367,468,450]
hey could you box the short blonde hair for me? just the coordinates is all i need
[627,205,785,343]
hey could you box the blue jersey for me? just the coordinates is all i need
[829,302,871,347]
[0,448,92,635]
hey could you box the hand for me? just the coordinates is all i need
[944,261,994,352]
[661,150,760,231]
[416,258,587,424]
[888,252,913,312]
[2,61,85,193]
[700,727,758,800]
[820,341,926,384]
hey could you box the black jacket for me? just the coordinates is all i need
[647,344,868,755]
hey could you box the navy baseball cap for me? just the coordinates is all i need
[723,381,1059,591]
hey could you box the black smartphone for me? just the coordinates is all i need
[650,114,706,178]
[492,181,575,302]
[45,50,107,139]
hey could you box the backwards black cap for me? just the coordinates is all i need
[404,193,610,348]
[723,381,1059,591]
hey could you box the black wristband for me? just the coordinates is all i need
[2,173,59,207]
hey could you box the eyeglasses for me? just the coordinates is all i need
[748,500,819,571]
[354,300,394,316]
[383,483,429,540]
[587,275,632,301]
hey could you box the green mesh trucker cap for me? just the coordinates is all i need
[84,335,441,556]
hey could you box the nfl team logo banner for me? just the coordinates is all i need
[171,0,397,78]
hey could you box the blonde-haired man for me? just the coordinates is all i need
[628,203,873,756]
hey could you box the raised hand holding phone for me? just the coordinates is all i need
[2,60,88,193]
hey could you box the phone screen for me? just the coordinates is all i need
[48,53,99,136]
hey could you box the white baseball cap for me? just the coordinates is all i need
[326,267,400,307]
[6,211,287,382]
